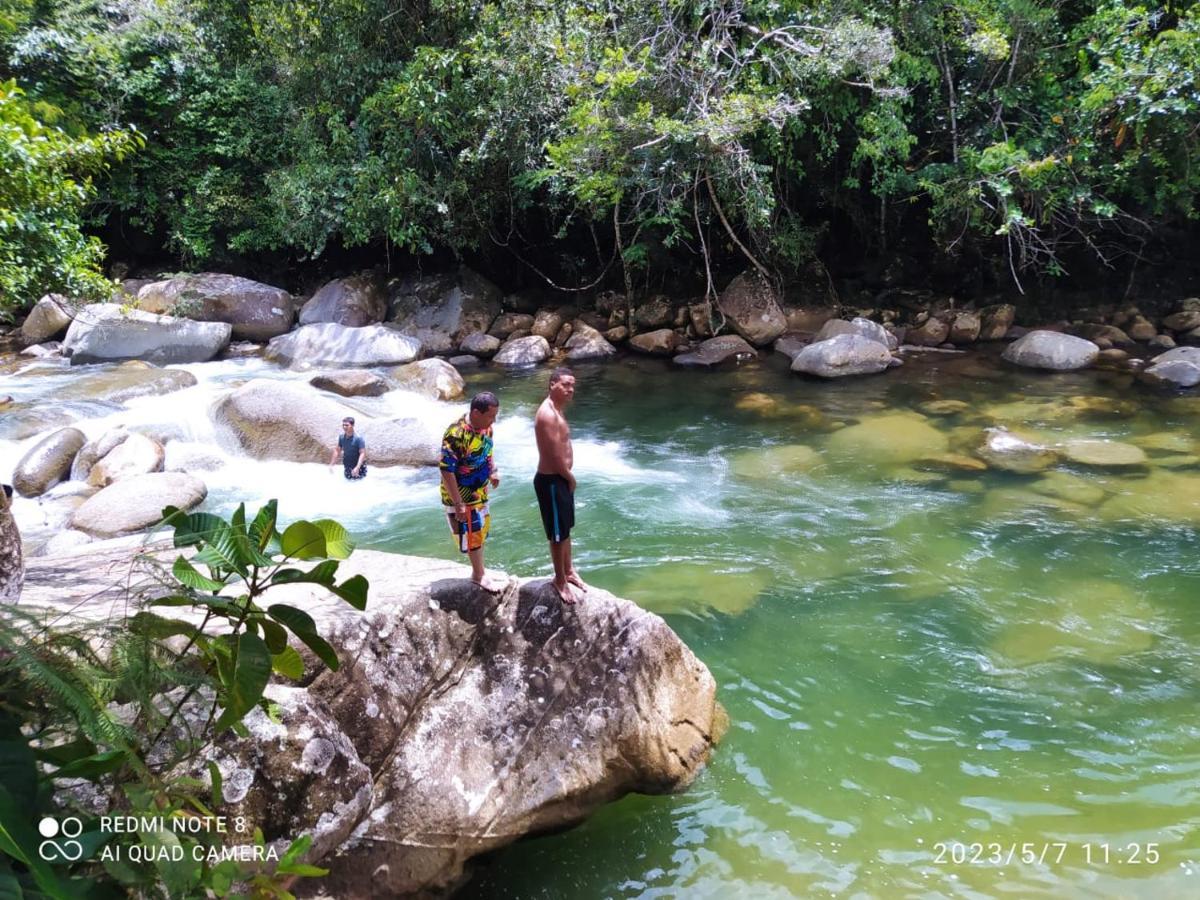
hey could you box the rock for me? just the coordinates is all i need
[783,306,838,334]
[0,487,21,604]
[688,302,716,338]
[1096,470,1200,525]
[948,311,981,344]
[489,313,535,339]
[70,473,206,537]
[389,267,502,350]
[628,328,679,356]
[310,370,391,398]
[1096,348,1129,365]
[459,331,501,357]
[0,407,78,441]
[214,380,355,463]
[976,428,1058,473]
[1061,439,1147,468]
[1029,471,1108,506]
[1183,327,1200,347]
[826,412,948,464]
[21,294,73,344]
[531,309,564,340]
[978,304,1016,341]
[1002,330,1099,371]
[814,317,895,349]
[39,530,93,556]
[791,334,893,378]
[565,323,617,361]
[391,358,466,400]
[223,341,264,358]
[62,303,232,365]
[71,430,131,482]
[163,441,226,473]
[493,335,551,367]
[299,274,388,327]
[1127,317,1157,341]
[87,433,165,487]
[906,316,950,347]
[917,399,970,417]
[357,417,442,467]
[914,453,988,473]
[730,444,821,480]
[449,355,480,369]
[264,323,421,369]
[604,326,629,343]
[1148,334,1177,351]
[630,295,673,331]
[717,270,786,346]
[673,335,757,367]
[1142,347,1200,389]
[57,361,198,404]
[1073,323,1134,347]
[1163,310,1200,332]
[20,341,61,358]
[12,428,87,497]
[137,273,294,340]
[772,333,809,361]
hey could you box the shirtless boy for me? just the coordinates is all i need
[533,367,586,604]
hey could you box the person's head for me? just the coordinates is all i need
[468,391,500,430]
[341,416,355,435]
[548,367,576,404]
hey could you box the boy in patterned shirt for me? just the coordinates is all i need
[439,392,503,590]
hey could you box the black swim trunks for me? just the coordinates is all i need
[533,473,574,542]
[344,465,368,480]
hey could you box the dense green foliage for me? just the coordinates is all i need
[0,501,365,898]
[1,0,1198,313]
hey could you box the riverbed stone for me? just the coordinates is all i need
[1127,316,1157,341]
[0,406,76,441]
[300,274,388,327]
[1135,432,1198,454]
[978,304,1016,341]
[624,561,769,617]
[673,335,757,367]
[1073,323,1134,347]
[493,334,551,367]
[565,323,617,361]
[975,428,1059,473]
[164,441,225,473]
[783,306,838,334]
[57,361,198,404]
[21,294,73,344]
[1061,439,1147,468]
[791,333,892,378]
[137,273,294,340]
[71,430,130,482]
[20,342,61,358]
[826,412,948,465]
[1142,346,1200,388]
[63,303,232,365]
[814,317,896,349]
[772,334,809,361]
[449,354,480,369]
[70,473,207,537]
[947,311,981,344]
[459,331,501,357]
[87,433,165,487]
[0,487,20,604]
[531,309,564,340]
[1001,330,1099,371]
[1029,471,1108,506]
[357,417,442,467]
[917,399,970,417]
[628,328,679,356]
[1163,310,1200,332]
[310,370,390,398]
[13,428,87,497]
[489,313,534,339]
[391,358,465,400]
[389,267,502,349]
[214,380,354,463]
[731,444,821,481]
[265,322,421,369]
[906,316,951,347]
[718,270,786,346]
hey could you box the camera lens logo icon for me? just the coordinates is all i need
[38,816,84,862]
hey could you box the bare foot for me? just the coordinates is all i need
[552,580,578,605]
[473,573,505,593]
[567,571,588,592]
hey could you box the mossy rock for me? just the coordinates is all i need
[825,412,949,465]
[622,563,770,616]
[1028,471,1108,506]
[916,399,971,417]
[730,444,821,480]
[1061,439,1147,468]
[1096,470,1200,524]
[1133,432,1197,454]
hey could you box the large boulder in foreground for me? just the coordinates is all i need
[63,304,232,365]
[13,427,87,497]
[69,472,206,537]
[137,273,294,340]
[1142,346,1200,389]
[214,380,354,462]
[1,487,22,603]
[1002,330,1099,371]
[265,323,421,369]
[21,547,720,896]
[389,267,502,354]
[791,333,893,378]
[299,274,388,327]
[717,270,786,346]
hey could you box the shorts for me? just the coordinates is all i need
[345,465,368,480]
[446,504,490,553]
[533,473,574,543]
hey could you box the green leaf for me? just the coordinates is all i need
[280,521,326,560]
[50,749,127,781]
[172,556,226,592]
[277,834,312,870]
[267,605,338,670]
[260,619,288,654]
[0,784,65,898]
[328,574,369,611]
[214,634,272,733]
[311,519,354,558]
[161,508,229,550]
[207,761,223,811]
[249,499,278,551]
[271,646,304,680]
[129,612,197,641]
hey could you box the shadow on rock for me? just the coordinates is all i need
[429,577,505,625]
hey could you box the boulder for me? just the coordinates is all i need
[21,294,73,344]
[12,428,87,497]
[717,270,786,346]
[630,295,674,331]
[86,433,165,487]
[0,487,20,604]
[531,309,564,341]
[389,267,502,350]
[906,316,951,347]
[70,473,206,538]
[604,326,629,343]
[772,333,809,362]
[673,335,757,367]
[163,441,226,473]
[976,428,1058,473]
[826,412,949,464]
[565,323,617,361]
[459,331,501,357]
[628,329,680,356]
[358,417,442,467]
[20,342,61,358]
[1062,439,1147,468]
[814,317,895,350]
[783,306,839,334]
[1142,346,1200,389]
[1127,316,1157,341]
[58,361,198,404]
[1149,333,1177,351]
[554,321,574,348]
[791,334,893,378]
[1164,310,1200,332]
[137,273,294,340]
[265,323,421,369]
[62,303,232,365]
[489,313,534,339]
[300,275,388,327]
[1073,323,1134,347]
[39,530,93,557]
[310,370,391,398]
[0,407,78,442]
[71,430,131,482]
[1002,330,1099,371]
[688,301,717,338]
[978,304,1016,341]
[391,359,466,400]
[214,380,354,462]
[449,355,480,369]
[493,335,551,367]
[948,311,981,344]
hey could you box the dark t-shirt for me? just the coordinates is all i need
[338,433,365,469]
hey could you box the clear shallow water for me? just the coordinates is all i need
[3,349,1200,897]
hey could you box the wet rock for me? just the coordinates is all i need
[1148,334,1177,351]
[814,317,896,350]
[164,441,225,473]
[1096,348,1129,365]
[214,380,355,463]
[20,342,61,358]
[565,323,617,361]
[310,370,391,398]
[772,333,809,361]
[976,428,1058,473]
[791,333,893,378]
[826,412,949,464]
[1141,346,1200,388]
[630,295,674,331]
[493,335,551,367]
[1163,310,1200,332]
[1029,471,1107,506]
[688,301,717,338]
[63,303,232,365]
[917,399,970,417]
[1001,330,1099,371]
[717,270,786,346]
[783,306,838,334]
[730,444,821,480]
[138,273,294,340]
[906,316,951,347]
[12,428,87,497]
[223,341,264,358]
[1061,439,1147,467]
[71,430,130,482]
[673,335,757,367]
[0,486,20,604]
[87,433,165,487]
[389,267,501,350]
[947,311,981,344]
[604,326,630,343]
[1134,432,1197,454]
[531,309,564,340]
[624,562,769,616]
[914,453,988,473]
[1127,317,1157,341]
[459,331,501,358]
[265,323,421,369]
[352,418,442,467]
[554,321,574,348]
[299,274,389,327]
[21,294,73,344]
[391,359,466,400]
[71,472,207,537]
[489,313,534,339]
[628,328,679,356]
[1097,470,1200,524]
[57,361,198,404]
[978,304,1016,341]
[449,354,480,369]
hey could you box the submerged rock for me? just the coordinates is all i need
[975,428,1058,473]
[730,444,821,480]
[1001,330,1099,371]
[623,561,770,616]
[1096,470,1200,524]
[826,412,949,464]
[1061,439,1147,468]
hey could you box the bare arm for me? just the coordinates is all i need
[353,445,367,474]
[329,443,342,466]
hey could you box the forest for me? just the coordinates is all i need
[2,0,1199,317]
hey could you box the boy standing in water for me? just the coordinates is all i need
[440,392,504,591]
[534,367,586,604]
[329,416,367,479]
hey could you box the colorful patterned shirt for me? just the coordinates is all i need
[439,416,494,508]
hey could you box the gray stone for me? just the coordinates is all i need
[1142,347,1200,388]
[948,311,981,344]
[63,303,232,365]
[630,295,674,331]
[628,329,679,356]
[791,333,893,378]
[299,274,388,327]
[310,370,391,398]
[86,433,165,487]
[1163,310,1200,332]
[459,331,501,357]
[531,309,564,341]
[978,304,1016,341]
[783,306,839,334]
[673,335,757,367]
[164,441,226,474]
[489,313,534,339]
[20,342,61,358]
[494,335,551,367]
[814,317,896,350]
[357,417,442,467]
[71,430,130,482]
[265,323,421,369]
[449,355,480,369]
[137,273,294,340]
[214,380,355,463]
[21,294,73,344]
[70,473,207,538]
[389,267,502,349]
[772,334,810,361]
[391,358,466,400]
[717,270,786,346]
[57,361,197,404]
[565,323,617,361]
[907,316,951,347]
[0,487,20,604]
[12,428,87,498]
[1002,330,1099,371]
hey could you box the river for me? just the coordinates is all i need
[2,347,1198,898]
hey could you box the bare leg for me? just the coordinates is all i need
[562,538,587,591]
[467,547,503,592]
[549,540,577,604]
